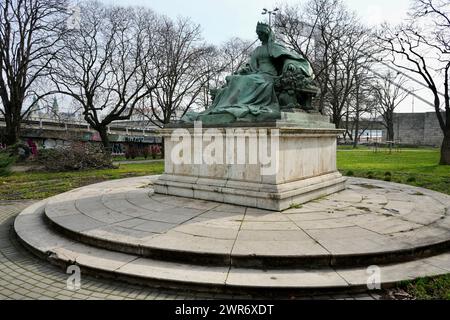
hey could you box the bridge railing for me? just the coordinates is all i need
[0,116,159,137]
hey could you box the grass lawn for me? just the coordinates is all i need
[395,275,450,300]
[337,147,450,195]
[1,147,449,299]
[112,155,163,161]
[0,161,164,200]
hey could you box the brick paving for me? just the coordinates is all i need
[0,200,381,300]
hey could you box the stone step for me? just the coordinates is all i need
[40,176,450,269]
[14,199,450,295]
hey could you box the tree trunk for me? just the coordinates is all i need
[353,115,360,149]
[383,110,395,142]
[440,132,450,165]
[332,113,341,130]
[3,117,21,146]
[97,126,111,151]
[387,121,394,142]
[161,136,165,158]
[344,109,350,141]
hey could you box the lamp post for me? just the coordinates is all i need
[261,7,279,27]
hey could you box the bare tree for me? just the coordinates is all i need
[378,0,450,164]
[370,71,408,142]
[326,22,373,129]
[137,16,216,128]
[221,37,256,75]
[344,70,376,147]
[275,1,325,62]
[196,37,256,109]
[275,0,377,129]
[193,45,222,110]
[275,0,331,113]
[51,1,158,148]
[0,0,68,145]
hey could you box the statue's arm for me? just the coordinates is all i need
[282,58,314,78]
[235,51,258,75]
[284,62,297,72]
[236,63,253,75]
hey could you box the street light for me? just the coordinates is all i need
[261,7,279,27]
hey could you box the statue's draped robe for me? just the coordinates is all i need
[183,40,313,123]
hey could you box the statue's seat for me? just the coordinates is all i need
[274,62,320,111]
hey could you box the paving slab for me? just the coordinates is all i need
[189,217,243,230]
[226,268,348,288]
[324,190,364,203]
[51,242,137,271]
[424,253,450,272]
[283,211,344,222]
[83,225,156,242]
[138,212,194,224]
[231,239,330,256]
[101,197,153,218]
[241,221,300,231]
[131,220,177,233]
[196,210,245,220]
[116,258,229,286]
[235,230,313,242]
[126,196,175,212]
[292,218,356,230]
[174,224,239,240]
[337,259,448,286]
[50,214,107,232]
[142,231,235,255]
[45,200,79,218]
[213,204,247,214]
[399,210,442,225]
[356,218,423,234]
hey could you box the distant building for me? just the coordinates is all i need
[382,112,444,147]
[58,111,82,121]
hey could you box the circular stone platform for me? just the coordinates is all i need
[14,176,450,294]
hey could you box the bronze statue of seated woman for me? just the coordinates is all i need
[182,22,319,125]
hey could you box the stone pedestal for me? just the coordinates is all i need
[154,113,346,211]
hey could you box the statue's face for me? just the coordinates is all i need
[256,29,269,43]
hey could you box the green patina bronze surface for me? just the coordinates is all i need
[182,22,319,125]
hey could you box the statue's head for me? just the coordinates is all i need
[256,22,272,43]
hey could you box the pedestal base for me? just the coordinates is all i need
[155,172,346,211]
[154,118,345,211]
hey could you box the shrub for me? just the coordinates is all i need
[36,142,114,172]
[151,144,161,159]
[407,176,417,183]
[125,146,139,159]
[0,149,16,176]
[385,172,392,177]
[346,170,354,176]
[384,176,392,182]
[142,147,150,159]
[6,143,32,162]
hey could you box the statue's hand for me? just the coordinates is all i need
[286,64,296,72]
[237,64,252,75]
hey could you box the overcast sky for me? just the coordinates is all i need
[102,0,411,43]
[99,0,434,113]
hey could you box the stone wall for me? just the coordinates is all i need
[423,112,445,146]
[382,112,444,147]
